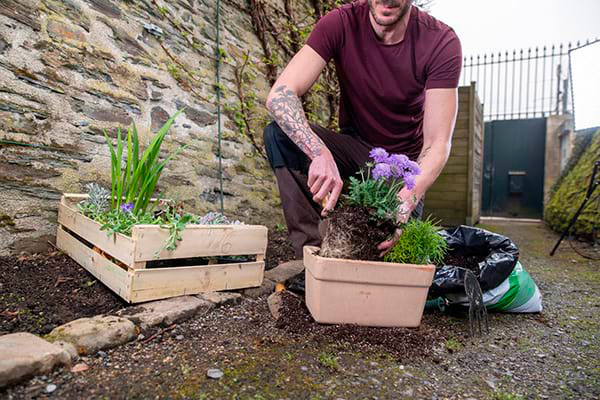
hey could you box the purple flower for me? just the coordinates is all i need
[369,147,389,163]
[405,160,421,176]
[372,162,393,180]
[404,174,417,190]
[120,202,134,213]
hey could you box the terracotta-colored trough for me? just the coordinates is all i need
[303,246,435,327]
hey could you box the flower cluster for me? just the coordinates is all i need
[369,148,420,190]
[120,202,134,213]
[344,148,421,222]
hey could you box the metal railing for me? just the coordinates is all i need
[462,38,599,121]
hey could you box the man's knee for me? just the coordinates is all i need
[263,121,284,149]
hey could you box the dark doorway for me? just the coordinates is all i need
[482,118,547,219]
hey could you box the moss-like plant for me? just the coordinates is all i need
[384,217,448,265]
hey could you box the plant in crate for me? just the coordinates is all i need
[319,147,420,261]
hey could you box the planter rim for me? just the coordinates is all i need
[304,246,435,271]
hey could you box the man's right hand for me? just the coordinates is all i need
[307,149,343,217]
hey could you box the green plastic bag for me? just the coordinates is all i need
[446,262,543,313]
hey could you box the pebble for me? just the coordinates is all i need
[401,388,414,397]
[138,334,145,340]
[300,366,308,372]
[98,351,107,358]
[176,335,184,340]
[46,384,57,393]
[207,368,224,379]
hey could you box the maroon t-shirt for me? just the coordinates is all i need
[306,1,462,160]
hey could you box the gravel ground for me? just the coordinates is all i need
[2,221,599,399]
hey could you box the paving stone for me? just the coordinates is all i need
[267,291,284,319]
[0,333,71,389]
[196,292,242,307]
[264,260,304,283]
[47,316,137,355]
[241,278,276,298]
[117,296,214,330]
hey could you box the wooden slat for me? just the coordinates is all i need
[129,262,264,303]
[56,226,132,302]
[424,191,467,201]
[440,165,468,174]
[59,196,135,266]
[132,225,268,261]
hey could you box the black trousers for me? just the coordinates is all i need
[264,121,423,258]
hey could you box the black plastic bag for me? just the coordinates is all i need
[429,225,519,298]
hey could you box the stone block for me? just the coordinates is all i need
[0,333,70,388]
[241,279,276,298]
[196,292,242,307]
[264,260,304,283]
[47,316,136,355]
[117,296,214,330]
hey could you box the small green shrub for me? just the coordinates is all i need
[384,217,448,265]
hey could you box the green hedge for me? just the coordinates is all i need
[544,129,600,238]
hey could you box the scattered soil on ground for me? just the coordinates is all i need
[0,252,127,335]
[1,232,295,335]
[320,205,396,261]
[275,291,449,362]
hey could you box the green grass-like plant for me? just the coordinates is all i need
[384,216,448,265]
[102,109,186,215]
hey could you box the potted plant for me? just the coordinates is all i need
[56,111,268,303]
[304,148,438,327]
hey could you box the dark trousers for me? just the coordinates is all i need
[264,121,423,258]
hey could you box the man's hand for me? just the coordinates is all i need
[377,188,418,257]
[308,149,343,217]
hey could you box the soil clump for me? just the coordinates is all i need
[319,205,397,261]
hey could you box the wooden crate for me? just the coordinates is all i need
[56,194,267,303]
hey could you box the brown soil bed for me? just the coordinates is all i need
[0,252,127,335]
[0,232,295,335]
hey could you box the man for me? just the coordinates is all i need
[264,0,461,259]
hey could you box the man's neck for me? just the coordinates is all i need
[369,6,412,45]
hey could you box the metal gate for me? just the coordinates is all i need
[482,118,547,219]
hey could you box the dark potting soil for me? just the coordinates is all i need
[0,252,128,335]
[265,229,296,270]
[320,205,397,261]
[275,291,450,361]
[442,251,488,275]
[0,232,296,335]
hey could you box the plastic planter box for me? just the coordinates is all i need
[303,246,435,327]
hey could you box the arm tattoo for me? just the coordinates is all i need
[266,85,325,158]
[417,145,432,166]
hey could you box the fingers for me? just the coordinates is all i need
[321,180,343,217]
[378,229,402,257]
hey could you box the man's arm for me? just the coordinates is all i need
[378,87,458,254]
[265,45,343,213]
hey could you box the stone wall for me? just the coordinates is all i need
[0,0,293,255]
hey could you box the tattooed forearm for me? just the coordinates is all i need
[266,85,325,159]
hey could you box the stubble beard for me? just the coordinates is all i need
[368,0,412,27]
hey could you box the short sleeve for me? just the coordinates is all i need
[425,30,462,89]
[306,9,344,63]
